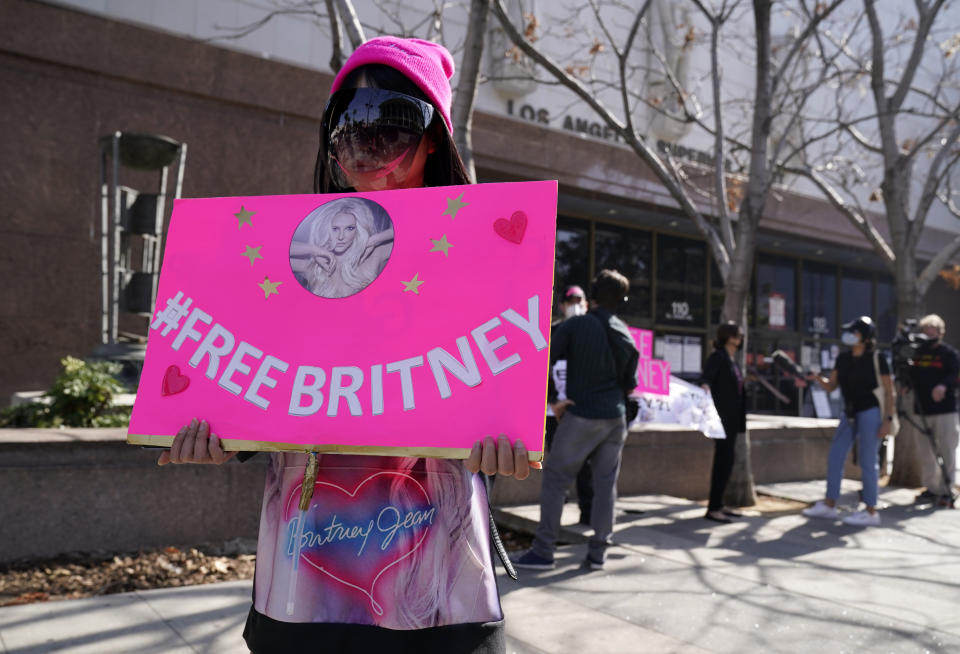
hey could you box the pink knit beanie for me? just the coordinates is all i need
[330,36,456,134]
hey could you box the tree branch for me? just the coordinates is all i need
[769,0,846,98]
[490,0,730,276]
[616,1,652,148]
[790,165,897,270]
[889,0,947,112]
[917,233,960,295]
[909,120,960,251]
[692,0,736,253]
[334,0,365,47]
[451,0,490,183]
[324,0,345,71]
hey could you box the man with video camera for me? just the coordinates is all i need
[908,314,960,507]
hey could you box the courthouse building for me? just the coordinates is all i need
[3,0,959,415]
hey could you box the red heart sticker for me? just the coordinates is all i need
[161,365,190,396]
[494,210,527,244]
[284,471,435,616]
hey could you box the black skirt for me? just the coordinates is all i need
[243,606,506,653]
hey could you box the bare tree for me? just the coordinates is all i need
[785,0,960,485]
[492,0,845,319]
[492,0,847,504]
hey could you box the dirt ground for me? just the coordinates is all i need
[0,540,258,608]
[0,496,804,608]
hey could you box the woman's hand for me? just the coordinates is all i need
[465,435,542,480]
[550,399,574,420]
[875,423,890,440]
[932,384,947,403]
[157,418,237,465]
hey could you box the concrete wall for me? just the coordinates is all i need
[0,418,854,562]
[490,417,852,506]
[0,428,266,562]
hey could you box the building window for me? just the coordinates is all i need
[554,216,590,316]
[841,268,873,328]
[656,234,706,327]
[802,261,837,337]
[595,223,652,325]
[757,253,796,330]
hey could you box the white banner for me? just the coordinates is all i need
[630,375,726,439]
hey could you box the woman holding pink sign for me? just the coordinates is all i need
[158,37,536,653]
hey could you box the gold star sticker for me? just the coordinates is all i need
[234,206,255,228]
[402,273,425,294]
[258,276,282,298]
[241,245,263,265]
[442,193,468,219]
[429,234,453,257]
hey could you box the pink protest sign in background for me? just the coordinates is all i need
[627,326,670,395]
[128,181,558,458]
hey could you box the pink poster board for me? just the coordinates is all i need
[627,326,670,395]
[127,182,558,459]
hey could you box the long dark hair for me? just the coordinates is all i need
[714,321,744,350]
[314,64,471,193]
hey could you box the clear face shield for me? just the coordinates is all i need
[321,88,436,190]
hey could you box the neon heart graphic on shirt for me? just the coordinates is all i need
[283,471,436,616]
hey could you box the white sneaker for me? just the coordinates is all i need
[842,510,881,526]
[802,501,840,519]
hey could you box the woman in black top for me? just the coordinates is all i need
[804,316,895,526]
[701,322,747,523]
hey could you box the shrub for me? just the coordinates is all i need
[0,357,131,428]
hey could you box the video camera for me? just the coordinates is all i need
[890,318,934,381]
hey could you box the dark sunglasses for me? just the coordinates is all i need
[321,88,436,188]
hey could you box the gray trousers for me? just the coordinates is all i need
[531,412,627,562]
[919,412,959,496]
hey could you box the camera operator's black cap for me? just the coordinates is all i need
[842,316,876,339]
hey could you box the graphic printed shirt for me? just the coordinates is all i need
[248,453,502,633]
[910,342,960,415]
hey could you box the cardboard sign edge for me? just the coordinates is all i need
[128,433,544,461]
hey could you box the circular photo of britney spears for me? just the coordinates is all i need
[289,197,394,299]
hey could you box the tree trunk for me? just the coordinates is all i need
[723,431,758,507]
[716,0,773,510]
[888,387,928,488]
[719,217,757,324]
[889,255,927,487]
[721,231,758,507]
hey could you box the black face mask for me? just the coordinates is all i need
[321,88,435,189]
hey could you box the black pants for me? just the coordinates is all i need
[707,430,738,512]
[545,415,594,519]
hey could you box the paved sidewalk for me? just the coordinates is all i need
[2,480,958,653]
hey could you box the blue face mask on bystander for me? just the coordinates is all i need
[841,331,860,346]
